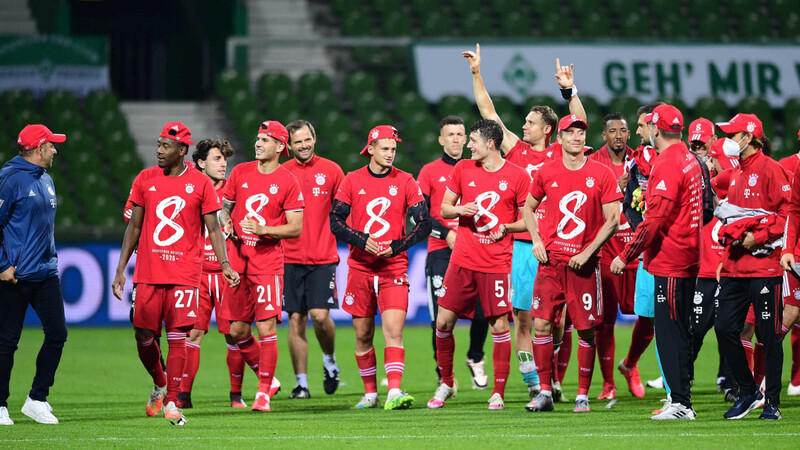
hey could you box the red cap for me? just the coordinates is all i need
[557,114,588,133]
[160,122,194,146]
[361,125,402,156]
[708,138,740,170]
[688,118,715,143]
[644,104,684,132]
[17,124,66,151]
[711,168,733,200]
[716,113,763,139]
[257,120,289,156]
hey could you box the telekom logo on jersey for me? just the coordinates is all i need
[154,196,186,246]
[557,191,587,240]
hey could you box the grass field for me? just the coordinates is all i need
[1,324,798,448]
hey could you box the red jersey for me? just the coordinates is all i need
[589,145,637,268]
[642,143,703,278]
[529,158,622,264]
[281,155,344,265]
[505,140,560,242]
[224,162,304,275]
[335,166,424,275]
[699,218,724,279]
[129,164,221,287]
[124,161,195,224]
[447,159,530,273]
[779,153,800,178]
[418,156,459,252]
[201,180,228,273]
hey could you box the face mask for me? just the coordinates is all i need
[722,136,746,158]
[648,130,656,148]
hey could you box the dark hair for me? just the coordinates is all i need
[438,115,464,132]
[603,112,627,129]
[286,120,316,140]
[750,135,772,157]
[529,105,558,136]
[637,101,664,116]
[660,129,683,140]
[193,138,234,168]
[470,119,503,150]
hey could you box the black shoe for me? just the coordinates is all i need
[723,389,763,420]
[176,392,192,409]
[323,367,340,395]
[759,404,781,420]
[724,388,738,403]
[289,385,310,399]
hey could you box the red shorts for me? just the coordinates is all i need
[438,264,512,320]
[531,260,602,331]
[224,274,283,323]
[196,272,231,334]
[600,264,637,324]
[783,271,800,308]
[342,270,409,317]
[746,304,756,326]
[132,283,198,332]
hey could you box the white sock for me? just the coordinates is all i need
[365,392,378,400]
[576,394,588,401]
[323,353,338,371]
[295,374,308,389]
[388,388,402,399]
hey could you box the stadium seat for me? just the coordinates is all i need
[698,13,729,40]
[340,10,372,36]
[395,91,429,118]
[492,95,518,122]
[361,110,395,132]
[580,12,613,37]
[257,73,293,101]
[689,0,720,17]
[608,0,635,15]
[736,97,774,137]
[659,14,692,39]
[43,90,78,119]
[1,89,35,113]
[621,12,652,38]
[402,110,435,141]
[84,90,120,120]
[319,111,350,138]
[608,96,641,129]
[491,0,522,16]
[353,92,385,122]
[411,0,441,14]
[649,1,680,18]
[215,69,249,100]
[437,95,473,119]
[579,95,603,128]
[452,0,483,13]
[386,73,410,99]
[345,72,379,99]
[331,0,354,15]
[694,97,730,124]
[372,0,404,12]
[737,12,771,40]
[264,90,300,118]
[785,98,800,124]
[769,0,800,16]
[421,12,453,36]
[524,95,558,111]
[779,12,800,38]
[460,10,494,37]
[11,109,43,137]
[657,97,689,117]
[298,73,332,97]
[306,90,339,119]
[383,11,413,36]
[569,0,596,17]
[51,109,85,135]
[500,14,532,37]
[727,0,759,15]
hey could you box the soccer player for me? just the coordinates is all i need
[427,119,529,411]
[524,115,622,413]
[418,115,489,389]
[330,125,431,410]
[715,114,787,421]
[463,44,588,399]
[610,104,703,420]
[219,120,304,412]
[175,138,250,409]
[282,120,344,398]
[588,113,636,400]
[112,122,240,424]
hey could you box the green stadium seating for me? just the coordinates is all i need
[341,10,372,36]
[395,91,429,118]
[689,0,720,17]
[11,109,43,137]
[257,73,293,101]
[491,0,522,16]
[738,12,771,40]
[569,0,596,17]
[353,91,385,121]
[305,90,339,119]
[298,73,332,97]
[694,97,730,124]
[411,0,441,14]
[621,12,652,38]
[452,0,483,14]
[331,0,354,16]
[1,89,35,112]
[403,110,435,141]
[538,11,565,37]
[421,12,452,36]
[500,14,532,37]
[578,95,603,128]
[784,98,800,125]
[580,12,613,37]
[727,0,759,16]
[608,96,641,129]
[319,111,350,138]
[460,10,494,37]
[384,11,413,36]
[386,73,410,99]
[361,110,394,132]
[51,109,85,135]
[85,90,119,120]
[264,90,300,118]
[736,96,774,137]
[698,13,728,40]
[779,12,800,38]
[437,95,473,119]
[608,0,634,15]
[649,1,679,18]
[372,0,404,12]
[492,95,518,121]
[215,69,249,100]
[769,0,800,16]
[43,90,78,119]
[659,14,691,39]
[345,72,379,99]
[657,97,689,117]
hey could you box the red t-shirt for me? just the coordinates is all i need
[281,155,344,265]
[129,164,221,287]
[505,140,560,242]
[699,217,724,279]
[201,180,227,273]
[224,162,305,275]
[529,158,622,264]
[642,142,703,278]
[418,157,459,253]
[335,166,424,276]
[124,161,196,224]
[589,145,637,268]
[447,159,530,273]
[779,154,800,178]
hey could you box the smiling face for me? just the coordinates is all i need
[368,138,396,170]
[254,133,283,162]
[289,125,316,163]
[558,126,587,156]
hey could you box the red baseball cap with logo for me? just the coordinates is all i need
[257,120,290,156]
[557,114,588,133]
[645,104,684,132]
[361,125,402,156]
[688,118,715,143]
[17,124,66,151]
[160,122,194,146]
[716,113,763,139]
[708,138,740,170]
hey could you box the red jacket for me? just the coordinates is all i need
[721,150,790,278]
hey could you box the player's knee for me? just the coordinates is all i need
[44,323,67,346]
[576,328,595,340]
[134,327,155,341]
[309,309,330,326]
[533,319,553,336]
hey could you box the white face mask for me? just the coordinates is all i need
[722,136,746,158]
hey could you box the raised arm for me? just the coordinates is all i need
[555,58,587,122]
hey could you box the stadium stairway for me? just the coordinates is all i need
[119,101,240,167]
[0,0,38,34]
[245,0,333,80]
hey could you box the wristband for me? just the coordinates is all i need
[560,85,577,100]
[220,260,230,267]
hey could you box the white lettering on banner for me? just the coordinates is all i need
[557,191,587,240]
[413,43,800,107]
[107,249,136,321]
[474,191,500,232]
[153,196,186,246]
[245,194,269,226]
[57,248,103,322]
[364,197,391,237]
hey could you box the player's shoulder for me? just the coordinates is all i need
[390,166,418,183]
[585,158,615,176]
[502,159,529,177]
[454,158,479,171]
[316,155,344,171]
[231,160,257,175]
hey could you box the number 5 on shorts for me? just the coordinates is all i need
[495,280,505,298]
[175,289,194,308]
[582,293,593,310]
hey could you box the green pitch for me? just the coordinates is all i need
[1,325,798,448]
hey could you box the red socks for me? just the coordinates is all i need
[165,330,187,404]
[227,343,245,393]
[742,339,754,371]
[235,334,261,374]
[136,335,167,387]
[533,334,554,392]
[384,347,405,391]
[753,341,765,386]
[257,334,278,394]
[181,342,200,393]
[435,328,455,387]
[555,325,572,383]
[792,325,800,385]
[577,337,596,396]
[355,348,378,394]
[595,324,615,385]
[625,316,654,368]
[491,331,511,398]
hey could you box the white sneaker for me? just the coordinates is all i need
[0,406,13,425]
[21,397,58,424]
[353,395,380,409]
[646,376,664,389]
[787,382,800,396]
[427,384,455,409]
[466,358,489,390]
[650,403,696,420]
[487,393,505,410]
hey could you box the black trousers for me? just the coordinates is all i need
[426,248,488,363]
[691,277,734,383]
[0,277,67,407]
[654,276,695,408]
[715,276,783,406]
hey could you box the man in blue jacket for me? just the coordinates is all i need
[0,124,67,425]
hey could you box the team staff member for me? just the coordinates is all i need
[715,114,787,421]
[0,125,67,425]
[282,120,344,398]
[610,104,703,420]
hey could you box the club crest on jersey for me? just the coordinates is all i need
[315,173,326,186]
[794,289,800,300]
[498,180,508,191]
[389,185,398,196]
[344,293,355,306]
[185,183,194,194]
[748,174,758,187]
[694,292,703,305]
[532,297,540,310]
[270,184,279,195]
[585,177,595,188]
